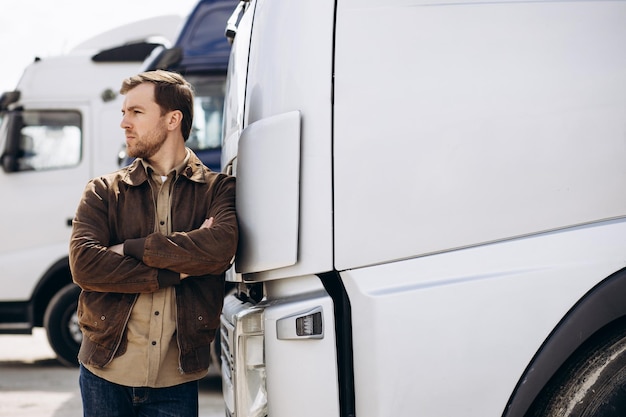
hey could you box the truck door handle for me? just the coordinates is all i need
[276,306,324,340]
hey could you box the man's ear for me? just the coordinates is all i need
[166,110,183,132]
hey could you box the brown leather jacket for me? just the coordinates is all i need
[69,151,238,373]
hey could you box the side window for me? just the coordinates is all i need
[187,77,225,151]
[182,76,225,172]
[15,110,82,171]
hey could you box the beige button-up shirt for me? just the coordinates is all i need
[86,150,207,387]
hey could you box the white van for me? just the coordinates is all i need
[219,1,626,416]
[0,16,181,366]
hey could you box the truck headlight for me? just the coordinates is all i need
[235,307,267,417]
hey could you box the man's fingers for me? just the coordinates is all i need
[201,217,214,229]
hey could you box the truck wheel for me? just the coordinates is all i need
[44,283,82,367]
[527,324,626,417]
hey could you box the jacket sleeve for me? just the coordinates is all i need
[69,177,179,293]
[124,174,238,277]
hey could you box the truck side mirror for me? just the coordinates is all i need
[0,91,20,111]
[1,152,17,173]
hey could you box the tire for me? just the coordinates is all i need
[44,283,82,367]
[527,324,626,417]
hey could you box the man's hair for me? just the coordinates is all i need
[120,70,195,141]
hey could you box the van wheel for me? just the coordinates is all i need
[44,283,82,367]
[527,325,626,417]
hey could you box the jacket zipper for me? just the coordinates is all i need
[105,178,157,367]
[175,287,185,374]
[171,177,186,374]
[102,294,138,367]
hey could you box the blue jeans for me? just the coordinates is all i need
[79,364,199,417]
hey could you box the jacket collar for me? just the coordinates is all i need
[121,148,208,186]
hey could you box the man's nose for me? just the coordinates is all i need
[120,115,130,130]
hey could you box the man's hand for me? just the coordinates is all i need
[180,217,215,279]
[200,217,214,229]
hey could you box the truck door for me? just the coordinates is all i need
[0,107,90,301]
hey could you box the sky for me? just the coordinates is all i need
[0,0,202,93]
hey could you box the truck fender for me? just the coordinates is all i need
[504,267,626,417]
[31,257,72,327]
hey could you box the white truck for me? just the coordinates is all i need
[219,1,626,416]
[0,16,181,366]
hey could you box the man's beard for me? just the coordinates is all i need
[126,123,168,160]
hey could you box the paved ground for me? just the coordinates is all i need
[0,329,225,417]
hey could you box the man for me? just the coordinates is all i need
[69,70,238,417]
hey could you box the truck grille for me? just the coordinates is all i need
[220,293,267,417]
[220,295,239,417]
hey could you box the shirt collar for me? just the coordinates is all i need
[139,148,191,180]
[122,148,208,186]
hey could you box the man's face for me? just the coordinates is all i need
[121,83,169,160]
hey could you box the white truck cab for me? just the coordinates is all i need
[0,15,181,366]
[219,1,626,416]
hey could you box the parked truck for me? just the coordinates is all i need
[219,1,626,416]
[0,15,181,366]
